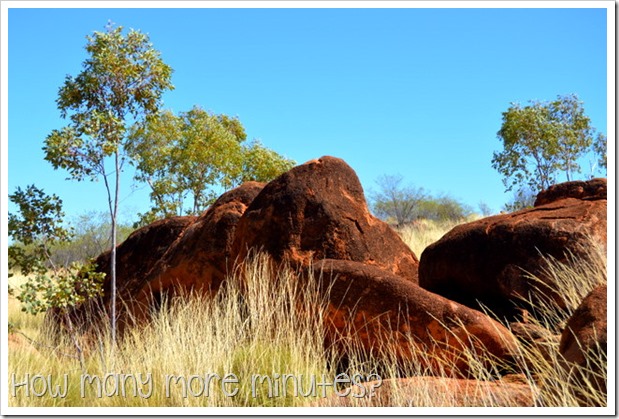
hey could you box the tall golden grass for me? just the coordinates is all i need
[395,217,476,257]
[7,222,607,408]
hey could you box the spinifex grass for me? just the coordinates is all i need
[507,240,608,407]
[9,254,332,407]
[395,218,476,257]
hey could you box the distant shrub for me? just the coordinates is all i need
[371,174,472,226]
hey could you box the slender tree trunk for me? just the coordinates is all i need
[110,151,120,344]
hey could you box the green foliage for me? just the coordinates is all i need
[9,185,71,279]
[415,195,473,222]
[128,107,294,226]
[8,185,104,370]
[128,106,245,220]
[237,140,296,185]
[15,264,104,316]
[492,94,603,194]
[9,186,71,249]
[371,175,472,225]
[44,23,174,181]
[593,132,607,173]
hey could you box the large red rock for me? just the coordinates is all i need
[317,375,535,407]
[66,182,265,333]
[127,181,266,323]
[559,284,607,406]
[418,179,606,319]
[232,156,419,282]
[534,178,606,207]
[316,259,517,376]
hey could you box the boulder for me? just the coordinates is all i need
[559,284,607,406]
[316,259,517,376]
[534,178,606,207]
[66,182,264,333]
[127,181,266,322]
[418,179,606,319]
[95,216,197,299]
[317,375,535,407]
[232,156,419,282]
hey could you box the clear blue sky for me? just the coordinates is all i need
[6,4,610,225]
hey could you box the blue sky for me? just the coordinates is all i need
[6,4,610,225]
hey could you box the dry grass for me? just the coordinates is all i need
[7,223,608,408]
[395,217,476,257]
[9,254,331,407]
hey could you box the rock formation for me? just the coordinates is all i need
[418,178,606,319]
[59,156,607,405]
[316,259,517,376]
[232,156,419,282]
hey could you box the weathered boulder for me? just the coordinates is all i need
[232,156,419,282]
[317,375,535,407]
[96,216,196,294]
[65,182,265,333]
[534,178,606,207]
[67,215,195,332]
[91,216,196,330]
[418,179,606,319]
[316,259,517,376]
[127,182,266,322]
[559,284,607,406]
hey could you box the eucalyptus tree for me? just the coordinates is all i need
[492,94,602,194]
[128,106,295,226]
[43,23,174,342]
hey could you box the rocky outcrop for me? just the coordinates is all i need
[232,156,419,282]
[66,183,265,332]
[125,182,266,324]
[418,179,607,319]
[95,216,196,302]
[71,215,195,332]
[317,259,517,376]
[534,178,606,206]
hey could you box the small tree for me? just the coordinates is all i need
[417,195,472,221]
[43,23,174,343]
[9,185,104,370]
[128,107,246,223]
[492,94,602,194]
[371,174,428,226]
